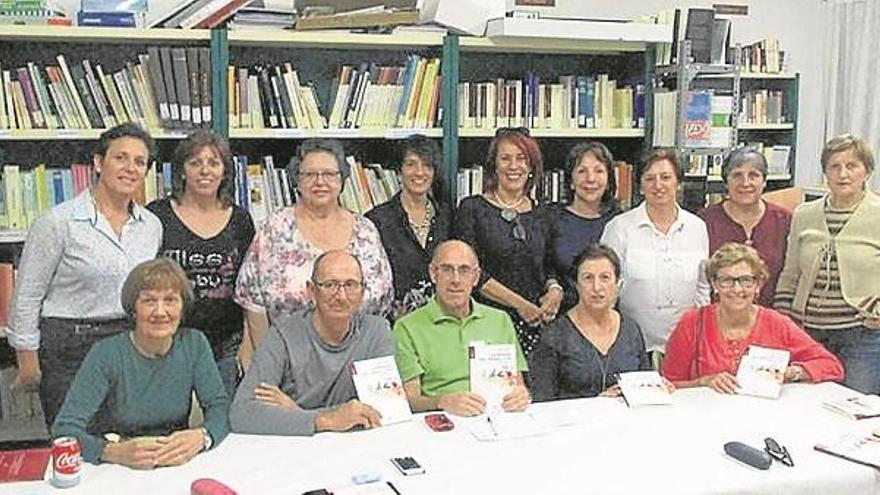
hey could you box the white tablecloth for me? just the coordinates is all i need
[6,382,880,494]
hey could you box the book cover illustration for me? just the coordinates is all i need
[351,355,412,426]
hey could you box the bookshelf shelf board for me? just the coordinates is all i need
[697,72,798,80]
[226,30,444,48]
[484,17,668,49]
[459,36,646,54]
[0,129,189,140]
[458,128,645,138]
[738,123,795,130]
[230,128,443,139]
[0,25,210,42]
[0,230,27,244]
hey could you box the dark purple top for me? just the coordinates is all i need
[698,200,791,307]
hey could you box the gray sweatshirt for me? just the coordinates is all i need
[230,308,394,436]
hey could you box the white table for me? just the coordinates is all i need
[5,382,880,494]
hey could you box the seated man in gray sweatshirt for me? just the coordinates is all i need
[230,250,394,436]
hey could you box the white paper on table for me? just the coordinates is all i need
[334,481,400,495]
[351,355,413,425]
[736,346,790,399]
[468,411,550,442]
[823,394,880,420]
[468,343,516,411]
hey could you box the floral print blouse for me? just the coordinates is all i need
[234,206,394,321]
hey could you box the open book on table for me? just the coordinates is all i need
[823,394,880,420]
[815,432,880,470]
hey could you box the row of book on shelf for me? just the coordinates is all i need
[229,55,442,131]
[458,75,645,131]
[1,155,639,233]
[644,6,786,74]
[0,46,211,132]
[455,161,633,210]
[653,89,788,149]
[683,142,791,178]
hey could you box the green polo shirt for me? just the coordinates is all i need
[393,298,528,397]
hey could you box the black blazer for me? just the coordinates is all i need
[366,193,451,302]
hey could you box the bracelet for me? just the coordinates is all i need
[544,279,563,293]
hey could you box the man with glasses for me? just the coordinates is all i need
[230,250,394,436]
[393,240,530,416]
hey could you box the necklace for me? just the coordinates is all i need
[407,199,434,247]
[494,193,526,222]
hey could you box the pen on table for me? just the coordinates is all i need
[487,415,498,437]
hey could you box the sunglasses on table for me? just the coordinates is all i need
[764,437,794,467]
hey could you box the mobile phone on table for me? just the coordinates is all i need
[301,490,330,495]
[391,456,425,476]
[424,413,454,432]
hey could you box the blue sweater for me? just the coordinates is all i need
[52,328,230,463]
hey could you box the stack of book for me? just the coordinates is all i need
[227,2,296,30]
[740,89,785,125]
[458,76,644,131]
[229,153,399,225]
[653,89,733,149]
[0,0,69,25]
[339,158,400,215]
[1,163,94,230]
[76,0,147,28]
[228,55,441,131]
[151,0,253,29]
[738,38,785,74]
[0,47,211,132]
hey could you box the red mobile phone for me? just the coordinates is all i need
[424,413,455,432]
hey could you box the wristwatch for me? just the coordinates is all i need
[200,427,213,451]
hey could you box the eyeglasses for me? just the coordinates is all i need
[495,127,530,138]
[434,264,477,279]
[312,279,364,293]
[715,275,759,289]
[298,170,342,183]
[764,437,793,467]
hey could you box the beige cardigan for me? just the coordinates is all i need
[775,191,880,321]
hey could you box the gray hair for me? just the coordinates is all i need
[722,147,768,183]
[287,138,350,188]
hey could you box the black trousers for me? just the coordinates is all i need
[38,317,127,429]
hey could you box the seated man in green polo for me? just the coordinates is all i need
[393,240,530,416]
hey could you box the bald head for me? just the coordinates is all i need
[311,250,363,282]
[431,240,479,268]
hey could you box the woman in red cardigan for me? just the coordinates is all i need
[662,242,843,393]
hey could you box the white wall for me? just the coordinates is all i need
[507,0,826,187]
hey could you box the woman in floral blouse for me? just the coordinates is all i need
[234,139,393,359]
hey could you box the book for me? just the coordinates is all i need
[735,346,790,399]
[684,8,714,64]
[617,371,674,407]
[468,342,517,411]
[815,432,880,470]
[350,355,412,426]
[684,90,712,148]
[823,394,880,420]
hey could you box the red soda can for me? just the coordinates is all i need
[51,436,81,488]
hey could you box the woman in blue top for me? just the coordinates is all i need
[52,258,229,468]
[147,130,255,395]
[544,142,621,312]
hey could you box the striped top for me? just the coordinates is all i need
[801,202,861,331]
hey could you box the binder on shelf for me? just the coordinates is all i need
[171,47,191,127]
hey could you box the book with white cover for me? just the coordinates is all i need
[469,342,517,411]
[815,432,880,470]
[735,346,790,399]
[823,394,880,420]
[617,371,674,407]
[351,356,412,426]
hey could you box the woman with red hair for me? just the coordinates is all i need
[455,128,562,355]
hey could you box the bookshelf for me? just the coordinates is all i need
[651,39,800,210]
[0,25,218,240]
[451,34,651,204]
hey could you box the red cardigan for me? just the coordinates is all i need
[662,304,844,383]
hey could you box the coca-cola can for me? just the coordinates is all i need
[51,436,81,488]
